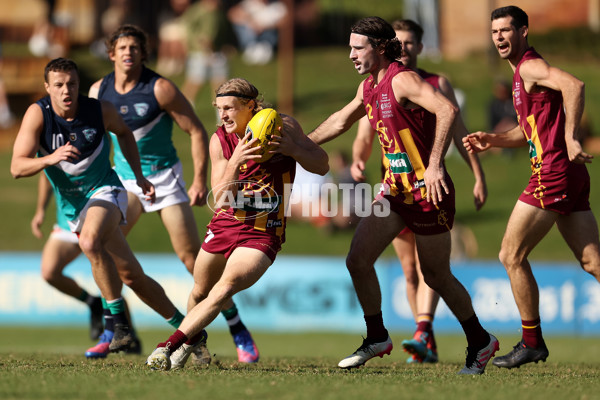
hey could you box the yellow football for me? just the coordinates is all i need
[245,108,283,163]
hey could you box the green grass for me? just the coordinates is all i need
[1,327,600,400]
[2,45,600,260]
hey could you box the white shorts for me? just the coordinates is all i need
[120,161,189,213]
[50,224,79,244]
[185,51,228,84]
[68,186,128,233]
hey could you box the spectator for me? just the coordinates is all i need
[181,0,230,110]
[488,79,518,133]
[227,0,287,65]
[156,0,191,76]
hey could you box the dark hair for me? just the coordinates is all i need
[44,58,79,82]
[105,24,149,62]
[351,17,402,61]
[391,19,424,44]
[491,5,529,30]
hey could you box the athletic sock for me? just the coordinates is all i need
[157,329,188,352]
[364,312,388,342]
[166,309,185,329]
[522,317,544,348]
[416,313,436,350]
[221,304,247,335]
[185,330,207,345]
[105,297,128,326]
[101,298,114,333]
[459,314,489,350]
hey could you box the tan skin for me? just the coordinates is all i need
[177,95,328,338]
[463,16,600,323]
[308,33,479,325]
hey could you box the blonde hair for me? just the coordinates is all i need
[213,78,268,113]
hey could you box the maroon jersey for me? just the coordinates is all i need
[212,125,296,240]
[364,61,453,212]
[513,48,589,211]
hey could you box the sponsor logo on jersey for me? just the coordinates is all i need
[385,153,413,174]
[134,103,149,117]
[82,129,96,142]
[527,139,537,159]
[413,179,425,189]
[266,219,283,228]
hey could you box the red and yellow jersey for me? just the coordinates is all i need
[513,48,588,207]
[364,61,451,211]
[212,126,296,241]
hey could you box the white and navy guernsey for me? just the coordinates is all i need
[37,95,123,222]
[98,66,178,179]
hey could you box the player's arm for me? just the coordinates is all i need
[31,173,53,239]
[209,132,261,209]
[308,84,366,145]
[101,100,155,201]
[463,124,526,153]
[394,71,457,205]
[519,58,591,164]
[155,77,209,205]
[351,116,375,182]
[438,76,487,210]
[11,104,80,179]
[270,114,329,176]
[87,78,103,99]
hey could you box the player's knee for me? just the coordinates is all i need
[190,284,208,303]
[499,247,520,269]
[40,267,61,284]
[77,234,102,259]
[179,251,197,275]
[581,259,600,280]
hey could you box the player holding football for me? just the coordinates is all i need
[145,78,329,370]
[308,17,498,374]
[89,25,259,364]
[351,19,487,364]
[11,57,184,354]
[463,5,600,369]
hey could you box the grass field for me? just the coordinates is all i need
[2,327,600,400]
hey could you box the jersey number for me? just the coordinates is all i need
[52,133,65,150]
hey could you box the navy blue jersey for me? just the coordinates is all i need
[37,95,122,221]
[98,66,177,178]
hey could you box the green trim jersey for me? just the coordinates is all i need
[37,95,123,222]
[98,66,178,179]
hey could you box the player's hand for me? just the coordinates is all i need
[268,126,295,156]
[137,178,156,204]
[350,160,367,182]
[463,132,491,153]
[31,211,45,239]
[566,139,593,164]
[231,132,262,167]
[473,179,487,211]
[188,181,208,207]
[48,143,80,165]
[423,164,449,206]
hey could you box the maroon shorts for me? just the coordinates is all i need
[201,214,282,262]
[519,165,590,214]
[379,193,455,235]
